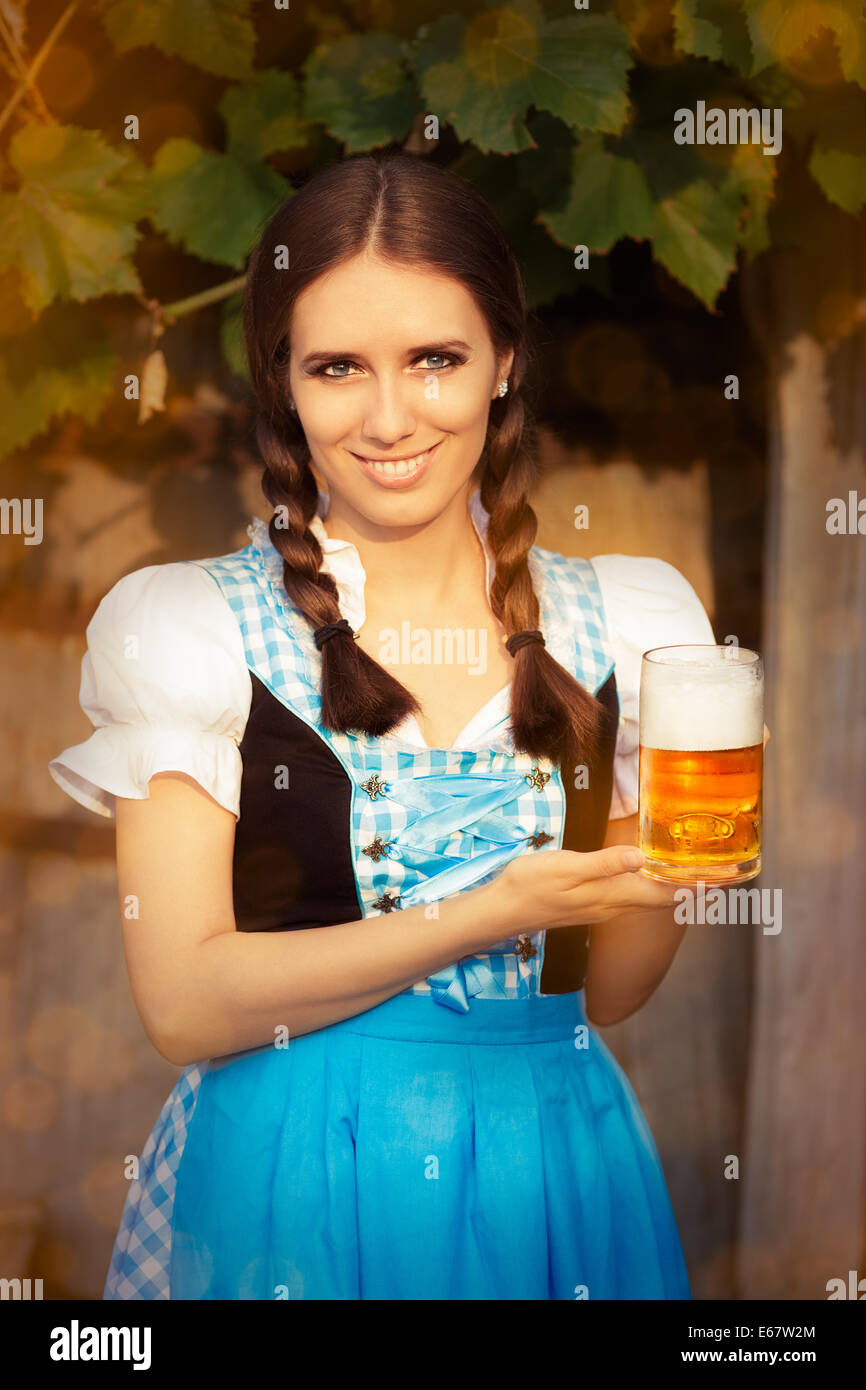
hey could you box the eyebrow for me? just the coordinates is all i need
[298,338,474,370]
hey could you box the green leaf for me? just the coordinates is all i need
[95,0,256,80]
[0,124,145,313]
[413,4,632,155]
[149,138,291,269]
[0,301,117,456]
[651,177,741,307]
[721,140,777,254]
[673,0,753,73]
[808,145,866,215]
[219,69,308,163]
[220,290,249,382]
[511,8,633,134]
[302,33,417,150]
[539,134,654,252]
[741,0,866,88]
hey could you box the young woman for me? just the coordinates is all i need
[49,151,716,1300]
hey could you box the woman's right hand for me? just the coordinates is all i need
[494,846,681,933]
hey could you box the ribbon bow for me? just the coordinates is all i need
[425,957,507,1013]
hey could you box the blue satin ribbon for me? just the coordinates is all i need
[398,838,529,907]
[425,957,509,1013]
[367,768,554,1011]
[387,771,533,845]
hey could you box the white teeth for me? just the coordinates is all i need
[368,448,429,477]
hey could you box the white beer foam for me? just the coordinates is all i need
[640,654,763,751]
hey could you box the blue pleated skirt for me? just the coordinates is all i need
[105,989,691,1300]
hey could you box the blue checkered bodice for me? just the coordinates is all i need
[193,516,616,1013]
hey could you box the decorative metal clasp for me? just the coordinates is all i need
[372,892,401,913]
[527,830,554,849]
[360,773,390,801]
[515,934,537,963]
[362,836,393,862]
[524,767,550,791]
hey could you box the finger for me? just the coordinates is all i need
[763,722,771,748]
[574,844,646,880]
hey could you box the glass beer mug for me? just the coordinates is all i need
[638,645,763,884]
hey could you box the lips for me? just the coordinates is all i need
[352,439,442,488]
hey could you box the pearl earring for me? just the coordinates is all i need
[497,380,509,398]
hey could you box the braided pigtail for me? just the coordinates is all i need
[256,412,421,736]
[480,381,606,772]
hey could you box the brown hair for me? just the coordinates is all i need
[242,151,603,771]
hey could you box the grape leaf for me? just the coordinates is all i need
[808,146,866,215]
[718,137,777,254]
[95,0,256,81]
[148,138,291,269]
[651,177,742,307]
[220,291,249,382]
[412,4,632,155]
[0,301,116,456]
[0,124,146,313]
[741,0,866,89]
[673,0,753,73]
[220,69,308,162]
[539,134,654,252]
[302,33,417,151]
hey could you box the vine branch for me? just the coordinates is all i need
[159,273,247,324]
[0,6,51,121]
[0,0,79,138]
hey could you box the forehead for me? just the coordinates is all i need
[290,254,489,349]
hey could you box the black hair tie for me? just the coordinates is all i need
[505,629,545,657]
[313,618,357,651]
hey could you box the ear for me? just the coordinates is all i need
[493,348,516,397]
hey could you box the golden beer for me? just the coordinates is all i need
[638,646,763,883]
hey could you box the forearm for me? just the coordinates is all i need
[584,904,687,1026]
[157,881,514,1065]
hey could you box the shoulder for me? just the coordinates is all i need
[87,559,246,656]
[587,553,715,649]
[83,559,251,718]
[49,560,252,821]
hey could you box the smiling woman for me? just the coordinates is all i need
[48,150,712,1301]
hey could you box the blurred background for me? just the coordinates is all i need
[1,0,864,1299]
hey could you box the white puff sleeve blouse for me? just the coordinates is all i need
[48,563,252,820]
[591,554,716,819]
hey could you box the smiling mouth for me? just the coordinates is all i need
[351,439,442,484]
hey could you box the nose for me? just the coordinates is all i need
[359,372,419,447]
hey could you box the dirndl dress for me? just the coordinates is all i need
[48,489,701,1300]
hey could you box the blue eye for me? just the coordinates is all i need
[314,351,463,379]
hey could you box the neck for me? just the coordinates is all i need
[323,481,487,612]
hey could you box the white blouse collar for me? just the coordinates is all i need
[248,488,495,636]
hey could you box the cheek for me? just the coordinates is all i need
[298,395,354,445]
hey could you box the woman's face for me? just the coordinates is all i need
[286,251,514,531]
